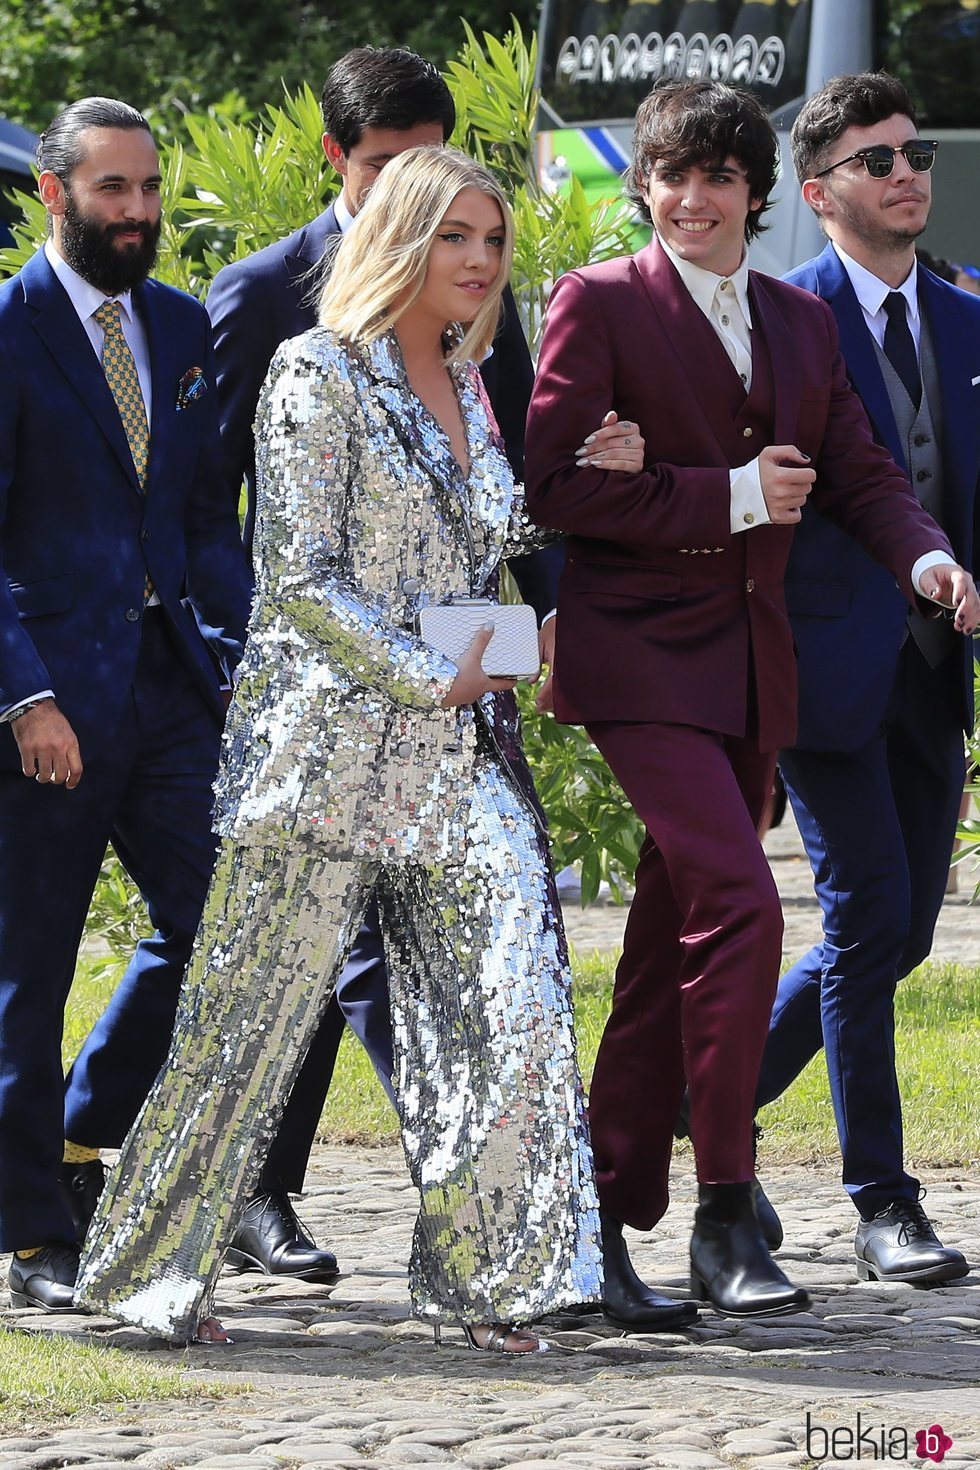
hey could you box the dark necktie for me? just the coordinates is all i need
[882,291,921,408]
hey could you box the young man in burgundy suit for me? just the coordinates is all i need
[525,80,979,1328]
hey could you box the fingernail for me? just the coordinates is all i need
[480,621,494,632]
[800,453,811,462]
[575,456,590,466]
[584,434,595,444]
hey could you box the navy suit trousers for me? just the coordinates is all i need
[757,640,964,1216]
[0,610,220,1250]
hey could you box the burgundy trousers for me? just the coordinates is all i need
[585,720,782,1230]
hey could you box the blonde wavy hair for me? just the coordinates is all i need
[318,145,514,367]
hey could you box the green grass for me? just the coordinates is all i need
[66,951,980,1166]
[0,1328,239,1434]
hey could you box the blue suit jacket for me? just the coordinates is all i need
[783,244,980,750]
[0,249,252,766]
[206,202,563,621]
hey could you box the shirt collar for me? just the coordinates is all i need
[657,234,752,322]
[44,238,137,326]
[832,241,919,325]
[333,191,356,233]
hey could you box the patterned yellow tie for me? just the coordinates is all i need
[94,299,149,489]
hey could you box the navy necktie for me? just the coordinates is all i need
[883,292,921,407]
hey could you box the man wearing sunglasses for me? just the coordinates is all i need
[755,72,979,1284]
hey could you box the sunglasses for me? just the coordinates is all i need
[814,140,939,180]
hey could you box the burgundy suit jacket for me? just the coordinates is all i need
[525,241,953,751]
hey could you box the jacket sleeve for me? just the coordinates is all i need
[0,336,56,714]
[525,269,733,549]
[180,310,254,674]
[207,257,284,554]
[255,337,458,710]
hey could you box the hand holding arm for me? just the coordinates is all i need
[575,411,646,472]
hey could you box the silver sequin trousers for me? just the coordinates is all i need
[75,759,601,1341]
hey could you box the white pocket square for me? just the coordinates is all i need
[972,374,980,387]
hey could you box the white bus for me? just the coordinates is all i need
[536,0,980,274]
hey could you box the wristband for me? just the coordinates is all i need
[8,697,55,723]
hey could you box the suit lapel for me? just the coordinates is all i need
[814,244,904,464]
[24,250,141,489]
[633,242,752,462]
[139,279,177,495]
[747,271,802,448]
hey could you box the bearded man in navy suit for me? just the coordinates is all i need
[755,73,978,1286]
[0,98,251,1310]
[201,46,626,1285]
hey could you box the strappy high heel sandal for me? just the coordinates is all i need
[432,1322,550,1353]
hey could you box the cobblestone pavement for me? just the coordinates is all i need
[2,811,978,1467]
[2,1151,979,1469]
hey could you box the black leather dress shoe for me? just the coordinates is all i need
[227,1191,340,1281]
[690,1183,810,1318]
[8,1243,81,1312]
[600,1211,698,1331]
[855,1199,969,1285]
[60,1159,106,1241]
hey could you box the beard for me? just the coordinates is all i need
[60,192,161,295]
[825,182,929,256]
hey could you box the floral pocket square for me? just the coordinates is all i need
[176,366,207,410]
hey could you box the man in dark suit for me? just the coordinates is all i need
[0,98,251,1310]
[755,72,977,1285]
[203,46,570,1283]
[525,79,978,1326]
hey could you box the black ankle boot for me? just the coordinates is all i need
[690,1183,809,1318]
[600,1210,698,1331]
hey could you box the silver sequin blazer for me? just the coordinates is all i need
[214,328,549,863]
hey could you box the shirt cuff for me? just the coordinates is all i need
[540,608,557,627]
[911,551,957,597]
[730,458,770,534]
[1,690,55,723]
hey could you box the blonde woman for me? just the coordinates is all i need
[75,147,642,1352]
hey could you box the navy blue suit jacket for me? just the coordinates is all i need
[783,244,980,750]
[206,201,563,620]
[0,249,252,765]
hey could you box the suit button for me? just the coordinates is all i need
[396,740,412,758]
[916,469,931,482]
[746,579,755,592]
[914,433,931,447]
[403,577,420,594]
[743,512,755,525]
[125,608,140,622]
[743,426,753,438]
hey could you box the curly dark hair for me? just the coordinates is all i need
[625,80,779,242]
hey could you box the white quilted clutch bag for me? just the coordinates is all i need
[418,598,541,679]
